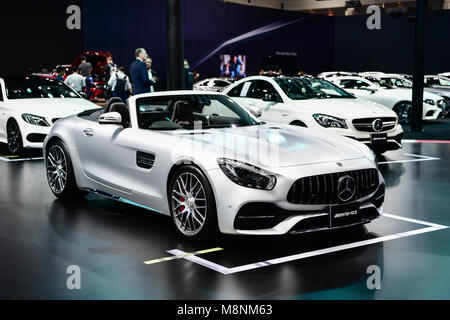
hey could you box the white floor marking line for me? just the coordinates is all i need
[378,153,440,165]
[0,156,43,162]
[167,249,232,275]
[166,213,449,275]
[143,247,223,265]
[382,212,447,228]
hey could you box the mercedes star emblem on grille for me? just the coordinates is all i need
[372,118,384,132]
[337,175,356,202]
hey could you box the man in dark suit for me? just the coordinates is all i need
[130,48,154,95]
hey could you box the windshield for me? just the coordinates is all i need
[427,76,450,86]
[380,77,412,88]
[136,94,260,130]
[5,76,81,99]
[275,77,354,100]
[365,77,392,89]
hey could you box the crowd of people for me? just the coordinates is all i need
[61,48,199,102]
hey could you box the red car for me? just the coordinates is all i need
[72,51,112,100]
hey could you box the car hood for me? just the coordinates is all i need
[168,124,367,168]
[6,98,98,119]
[292,98,396,119]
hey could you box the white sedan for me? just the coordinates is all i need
[43,91,384,239]
[0,76,99,154]
[223,76,403,154]
[328,75,443,121]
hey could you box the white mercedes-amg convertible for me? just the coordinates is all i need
[44,91,385,239]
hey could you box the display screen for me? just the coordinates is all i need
[220,54,246,79]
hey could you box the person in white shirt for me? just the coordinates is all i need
[64,66,85,93]
[108,66,132,102]
[145,58,156,92]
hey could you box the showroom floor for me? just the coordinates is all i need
[0,132,449,299]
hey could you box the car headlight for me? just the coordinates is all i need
[357,143,378,167]
[21,114,50,127]
[217,158,276,190]
[313,114,347,129]
[423,99,435,105]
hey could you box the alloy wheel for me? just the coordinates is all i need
[7,121,21,154]
[46,145,68,194]
[171,172,207,236]
[396,103,412,123]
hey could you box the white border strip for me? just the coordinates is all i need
[0,156,43,162]
[166,213,448,275]
[378,153,440,165]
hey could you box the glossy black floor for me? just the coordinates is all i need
[0,141,449,299]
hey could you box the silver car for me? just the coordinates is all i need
[44,91,384,239]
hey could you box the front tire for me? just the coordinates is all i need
[46,140,82,200]
[7,119,23,155]
[393,102,412,124]
[168,165,218,240]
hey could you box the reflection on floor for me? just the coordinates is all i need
[0,142,449,299]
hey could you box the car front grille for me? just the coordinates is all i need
[352,117,397,132]
[287,169,379,205]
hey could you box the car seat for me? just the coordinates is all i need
[104,97,123,113]
[110,102,130,128]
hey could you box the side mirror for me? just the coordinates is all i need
[262,93,281,103]
[370,89,377,94]
[99,112,122,125]
[248,106,262,118]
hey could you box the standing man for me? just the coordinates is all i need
[130,48,154,95]
[78,56,93,100]
[108,66,132,102]
[64,66,85,94]
[184,59,194,90]
[104,56,117,100]
[145,57,156,92]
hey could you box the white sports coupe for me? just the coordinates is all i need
[222,76,403,154]
[43,91,385,239]
[0,76,99,154]
[328,75,443,121]
[193,78,236,92]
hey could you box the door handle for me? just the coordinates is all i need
[83,128,94,137]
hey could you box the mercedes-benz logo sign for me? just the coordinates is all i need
[337,175,356,202]
[372,119,383,132]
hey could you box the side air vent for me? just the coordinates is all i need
[136,151,155,169]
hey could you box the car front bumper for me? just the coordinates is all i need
[423,103,441,120]
[318,123,404,152]
[207,157,384,235]
[19,121,51,149]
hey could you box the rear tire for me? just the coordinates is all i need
[168,165,218,240]
[6,119,23,155]
[46,140,83,200]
